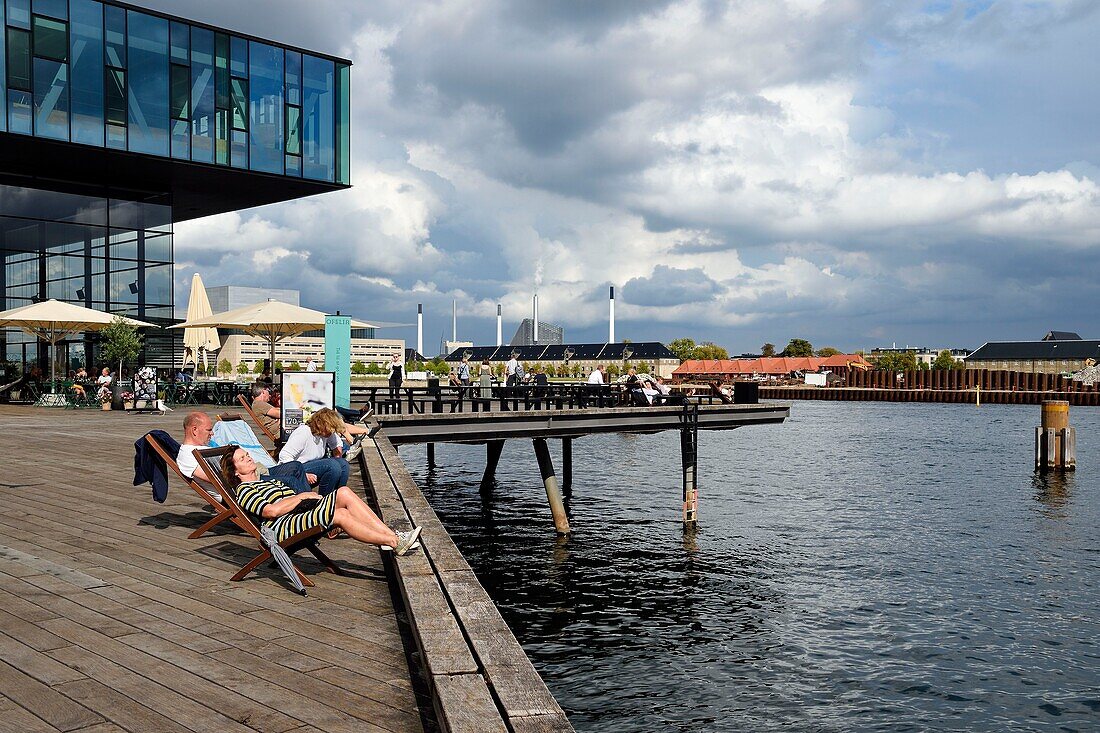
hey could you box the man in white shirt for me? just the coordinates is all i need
[587,364,606,384]
[305,357,318,372]
[505,353,520,387]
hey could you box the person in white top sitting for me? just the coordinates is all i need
[95,366,113,401]
[278,408,349,496]
[587,364,607,385]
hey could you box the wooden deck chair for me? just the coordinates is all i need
[144,434,253,539]
[236,394,282,450]
[194,446,343,588]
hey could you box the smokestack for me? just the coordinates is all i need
[533,294,539,344]
[609,286,616,343]
[452,300,457,342]
[496,304,502,346]
[416,303,423,358]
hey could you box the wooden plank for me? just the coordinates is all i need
[43,620,299,733]
[430,673,508,733]
[0,694,66,733]
[54,678,192,733]
[0,606,70,652]
[508,713,575,733]
[0,631,85,686]
[0,545,109,590]
[399,574,478,677]
[0,660,102,732]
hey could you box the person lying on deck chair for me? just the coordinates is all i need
[220,447,422,555]
[176,411,315,498]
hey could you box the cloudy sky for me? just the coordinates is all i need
[150,0,1100,354]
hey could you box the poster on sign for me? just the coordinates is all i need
[281,371,336,433]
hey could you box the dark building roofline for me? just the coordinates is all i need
[1042,331,1083,341]
[967,340,1100,361]
[442,341,677,362]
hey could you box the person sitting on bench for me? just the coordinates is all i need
[220,447,421,555]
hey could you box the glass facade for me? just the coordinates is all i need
[0,0,349,184]
[0,182,173,372]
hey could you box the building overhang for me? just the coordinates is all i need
[0,133,349,223]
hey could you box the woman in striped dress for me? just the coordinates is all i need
[220,447,421,555]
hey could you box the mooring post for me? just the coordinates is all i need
[533,438,571,535]
[1035,400,1075,472]
[562,437,573,495]
[427,442,436,469]
[680,403,699,526]
[481,439,505,492]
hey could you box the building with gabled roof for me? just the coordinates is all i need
[966,338,1100,374]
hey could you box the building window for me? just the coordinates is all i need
[302,54,333,182]
[126,11,168,157]
[69,0,103,146]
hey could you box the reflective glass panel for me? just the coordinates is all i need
[285,153,300,176]
[231,127,246,168]
[170,117,188,158]
[248,40,282,174]
[230,75,246,129]
[69,0,103,147]
[169,20,187,64]
[8,88,30,133]
[285,50,300,105]
[32,56,66,139]
[109,267,138,305]
[6,0,29,29]
[336,62,350,184]
[103,3,123,67]
[189,26,213,162]
[31,0,64,19]
[230,35,245,77]
[144,230,171,261]
[170,63,188,119]
[302,55,333,182]
[32,15,65,61]
[7,27,30,89]
[0,3,6,133]
[214,107,227,164]
[285,104,299,154]
[104,65,123,124]
[105,121,123,147]
[126,11,168,156]
[144,263,171,305]
[214,32,227,107]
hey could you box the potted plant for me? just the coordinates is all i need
[99,316,143,409]
[99,389,113,410]
[120,390,135,410]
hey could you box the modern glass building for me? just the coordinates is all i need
[0,0,350,373]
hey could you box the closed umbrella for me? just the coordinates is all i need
[259,525,308,595]
[0,299,156,389]
[171,299,377,371]
[182,273,220,373]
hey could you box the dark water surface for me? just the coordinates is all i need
[406,402,1099,732]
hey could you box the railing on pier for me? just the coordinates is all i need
[351,383,732,415]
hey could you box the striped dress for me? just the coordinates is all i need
[235,479,338,543]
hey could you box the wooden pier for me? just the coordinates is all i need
[0,405,576,733]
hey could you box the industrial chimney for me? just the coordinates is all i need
[609,286,616,343]
[416,303,423,358]
[533,294,539,344]
[496,304,502,346]
[452,299,457,342]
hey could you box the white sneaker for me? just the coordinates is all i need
[345,437,364,462]
[393,526,422,556]
[356,408,375,426]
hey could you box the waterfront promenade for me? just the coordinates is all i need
[0,405,428,733]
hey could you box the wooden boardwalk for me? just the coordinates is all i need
[0,405,431,733]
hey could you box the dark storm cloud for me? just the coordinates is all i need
[622,266,725,307]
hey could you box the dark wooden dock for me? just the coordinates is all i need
[0,405,430,733]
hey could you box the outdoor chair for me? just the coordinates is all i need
[236,394,282,449]
[194,446,343,588]
[144,434,253,539]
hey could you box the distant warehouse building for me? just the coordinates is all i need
[966,332,1100,374]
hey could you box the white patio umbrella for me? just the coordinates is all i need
[170,299,377,372]
[0,299,156,386]
[182,273,221,373]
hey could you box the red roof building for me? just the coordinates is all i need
[672,354,871,381]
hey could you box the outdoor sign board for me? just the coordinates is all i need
[280,371,336,433]
[325,314,351,408]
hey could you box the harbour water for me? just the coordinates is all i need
[406,402,1099,732]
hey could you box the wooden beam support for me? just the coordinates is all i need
[561,437,573,495]
[481,439,505,493]
[533,438,571,535]
[427,442,436,469]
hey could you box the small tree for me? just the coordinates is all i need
[365,362,382,375]
[217,358,232,376]
[273,360,284,372]
[351,360,366,375]
[287,361,302,371]
[875,351,918,371]
[695,342,729,360]
[236,361,250,376]
[493,363,505,378]
[100,316,143,378]
[252,360,265,374]
[816,347,841,357]
[932,349,958,370]
[782,338,814,357]
[607,363,621,379]
[667,338,697,362]
[761,343,777,357]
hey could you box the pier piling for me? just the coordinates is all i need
[680,404,699,526]
[427,442,436,469]
[482,439,505,492]
[1035,401,1076,472]
[562,437,573,495]
[533,438,571,535]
